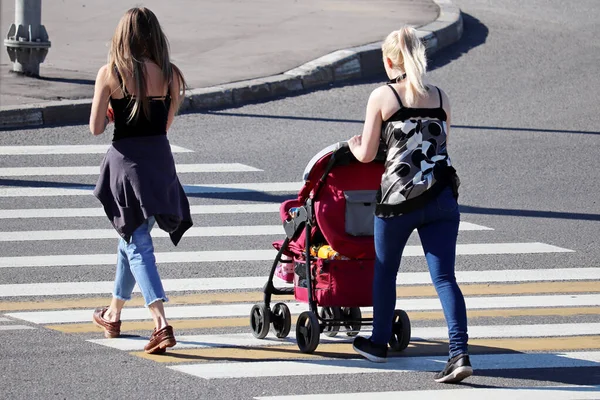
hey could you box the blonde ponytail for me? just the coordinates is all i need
[382,27,427,106]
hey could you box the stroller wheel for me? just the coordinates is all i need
[342,307,362,337]
[250,303,271,339]
[271,302,292,339]
[389,309,411,351]
[320,307,342,337]
[296,311,320,353]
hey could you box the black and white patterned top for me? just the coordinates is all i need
[375,84,455,217]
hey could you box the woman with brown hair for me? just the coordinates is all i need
[89,7,192,354]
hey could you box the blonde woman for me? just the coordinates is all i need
[89,7,192,354]
[348,27,471,383]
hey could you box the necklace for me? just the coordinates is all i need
[387,74,407,84]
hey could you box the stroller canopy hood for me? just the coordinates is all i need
[302,142,346,181]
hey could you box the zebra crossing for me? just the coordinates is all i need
[0,143,598,399]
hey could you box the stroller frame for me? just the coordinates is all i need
[249,143,411,353]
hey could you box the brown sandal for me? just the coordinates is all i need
[92,307,121,338]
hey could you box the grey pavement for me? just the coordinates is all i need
[1,0,600,397]
[0,0,462,128]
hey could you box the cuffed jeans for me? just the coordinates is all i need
[113,217,168,307]
[371,187,468,358]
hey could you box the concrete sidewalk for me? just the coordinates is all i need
[0,0,462,128]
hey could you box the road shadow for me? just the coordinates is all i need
[427,12,489,73]
[200,112,600,136]
[0,178,294,203]
[37,76,95,86]
[1,178,598,221]
[460,205,600,222]
[141,338,600,387]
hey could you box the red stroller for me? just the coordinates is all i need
[249,142,411,353]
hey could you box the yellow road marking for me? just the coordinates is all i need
[46,306,600,334]
[132,335,600,363]
[4,281,600,312]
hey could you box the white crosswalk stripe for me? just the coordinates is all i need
[0,143,594,397]
[0,144,193,155]
[169,352,600,379]
[0,163,261,176]
[1,267,596,297]
[8,295,600,323]
[0,243,574,268]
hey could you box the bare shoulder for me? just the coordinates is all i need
[95,64,110,81]
[430,85,450,106]
[368,85,391,103]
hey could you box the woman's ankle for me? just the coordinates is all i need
[104,308,120,322]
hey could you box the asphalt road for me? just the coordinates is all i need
[0,0,599,398]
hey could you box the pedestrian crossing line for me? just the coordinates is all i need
[0,325,36,331]
[9,294,600,324]
[133,338,600,364]
[0,243,574,269]
[0,203,282,219]
[164,351,600,378]
[0,225,286,241]
[0,163,262,177]
[254,386,600,400]
[4,280,600,312]
[0,144,193,155]
[1,268,596,297]
[0,317,12,322]
[0,221,494,242]
[45,306,600,334]
[91,324,600,352]
[0,182,303,197]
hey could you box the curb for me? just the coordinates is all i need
[0,0,462,130]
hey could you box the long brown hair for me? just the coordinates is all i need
[108,7,186,122]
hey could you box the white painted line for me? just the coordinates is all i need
[1,267,596,298]
[0,221,492,242]
[0,144,192,155]
[0,325,36,331]
[170,351,600,379]
[0,276,285,297]
[0,163,261,177]
[255,386,600,400]
[0,243,573,268]
[1,267,596,297]
[0,182,302,197]
[0,317,12,322]
[0,225,285,241]
[0,203,282,219]
[88,323,600,351]
[8,294,600,324]
[458,222,493,231]
[0,249,274,268]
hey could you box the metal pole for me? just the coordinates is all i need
[4,0,51,77]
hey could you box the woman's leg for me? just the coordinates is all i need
[104,238,136,322]
[123,217,170,331]
[370,214,417,345]
[417,191,468,358]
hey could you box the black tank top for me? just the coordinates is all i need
[110,69,171,142]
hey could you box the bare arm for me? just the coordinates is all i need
[167,65,184,132]
[439,87,451,144]
[89,65,111,135]
[348,88,383,163]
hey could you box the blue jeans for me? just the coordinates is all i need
[371,187,468,358]
[113,217,168,307]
